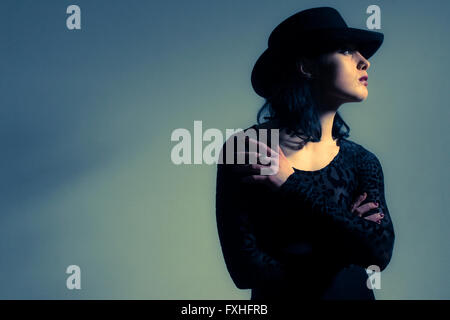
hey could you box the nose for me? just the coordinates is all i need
[356,51,370,70]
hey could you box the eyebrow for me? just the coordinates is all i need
[344,43,358,50]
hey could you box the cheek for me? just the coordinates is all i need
[318,62,343,91]
[331,63,356,90]
[318,60,367,101]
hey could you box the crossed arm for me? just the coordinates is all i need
[215,144,395,289]
[277,151,395,272]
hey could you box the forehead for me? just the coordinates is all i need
[300,41,361,62]
[316,42,359,57]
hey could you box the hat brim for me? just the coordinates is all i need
[315,27,384,59]
[251,28,384,98]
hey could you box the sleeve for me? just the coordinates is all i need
[215,139,311,290]
[277,151,395,272]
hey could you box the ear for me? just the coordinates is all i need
[296,58,314,79]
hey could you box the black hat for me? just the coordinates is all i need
[251,7,384,98]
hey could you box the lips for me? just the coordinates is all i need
[359,76,368,81]
[359,75,368,86]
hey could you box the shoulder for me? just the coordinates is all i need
[220,124,257,149]
[221,123,270,149]
[340,138,383,172]
[218,124,259,164]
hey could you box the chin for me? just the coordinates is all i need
[350,90,368,102]
[357,94,368,101]
[342,94,367,103]
[335,87,368,103]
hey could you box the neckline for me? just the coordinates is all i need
[292,139,345,174]
[247,124,345,174]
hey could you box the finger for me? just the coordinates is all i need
[351,192,367,212]
[364,212,384,223]
[356,192,367,206]
[231,163,267,175]
[351,194,364,212]
[234,151,261,164]
[246,137,278,158]
[355,201,379,215]
[235,151,272,165]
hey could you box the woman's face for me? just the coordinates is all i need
[309,43,371,105]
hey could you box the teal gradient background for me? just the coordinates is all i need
[1,0,449,299]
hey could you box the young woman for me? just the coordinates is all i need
[215,7,395,300]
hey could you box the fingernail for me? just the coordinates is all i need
[380,213,384,217]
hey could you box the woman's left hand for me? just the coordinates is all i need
[351,192,384,224]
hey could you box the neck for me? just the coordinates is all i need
[316,107,337,144]
[272,96,343,150]
[310,81,344,144]
[314,96,344,143]
[279,106,340,149]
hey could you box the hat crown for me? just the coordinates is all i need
[268,7,348,48]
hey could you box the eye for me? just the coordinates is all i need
[338,44,357,55]
[340,48,354,55]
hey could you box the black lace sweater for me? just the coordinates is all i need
[215,126,396,300]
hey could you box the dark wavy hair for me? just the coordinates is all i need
[256,53,351,144]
